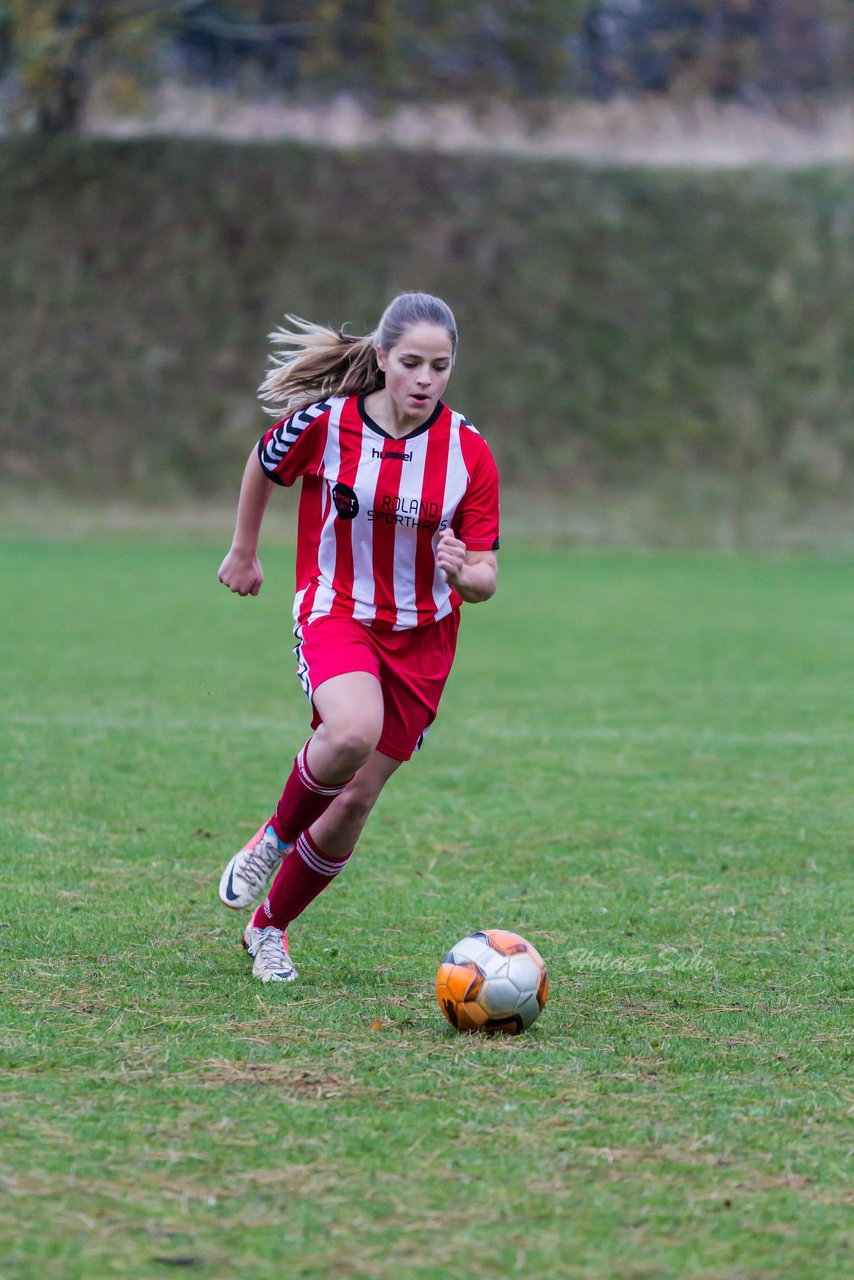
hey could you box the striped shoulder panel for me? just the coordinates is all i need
[260,398,335,473]
[458,414,481,436]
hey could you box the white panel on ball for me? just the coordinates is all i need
[480,977,520,1015]
[507,954,541,994]
[450,936,491,965]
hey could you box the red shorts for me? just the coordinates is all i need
[294,612,461,761]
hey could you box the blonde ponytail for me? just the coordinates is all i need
[258,316,383,417]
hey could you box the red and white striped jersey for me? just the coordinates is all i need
[257,394,500,632]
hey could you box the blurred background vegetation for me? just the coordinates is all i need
[0,3,852,545]
[3,2,852,132]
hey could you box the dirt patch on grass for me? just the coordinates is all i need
[197,1058,357,1097]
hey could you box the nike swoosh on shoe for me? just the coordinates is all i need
[224,861,240,902]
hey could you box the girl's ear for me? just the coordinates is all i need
[375,344,387,373]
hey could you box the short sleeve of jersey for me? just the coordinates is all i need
[456,429,500,552]
[257,399,333,487]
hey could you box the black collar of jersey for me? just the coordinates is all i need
[357,393,445,441]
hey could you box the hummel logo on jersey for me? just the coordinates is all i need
[372,447,412,462]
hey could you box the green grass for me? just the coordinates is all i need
[1,532,851,1278]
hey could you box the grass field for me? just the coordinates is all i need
[1,532,851,1278]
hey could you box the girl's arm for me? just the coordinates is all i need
[436,529,498,603]
[217,449,276,597]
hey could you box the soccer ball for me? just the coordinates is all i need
[436,929,549,1035]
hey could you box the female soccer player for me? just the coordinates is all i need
[217,291,500,983]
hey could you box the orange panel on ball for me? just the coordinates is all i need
[456,1001,489,1031]
[435,961,455,999]
[443,961,483,1004]
[483,929,529,956]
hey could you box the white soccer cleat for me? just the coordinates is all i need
[219,823,291,910]
[243,921,297,984]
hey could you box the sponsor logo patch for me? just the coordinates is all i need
[332,482,359,520]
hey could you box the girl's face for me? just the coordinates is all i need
[376,322,454,424]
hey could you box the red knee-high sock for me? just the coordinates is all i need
[251,831,352,931]
[270,742,352,844]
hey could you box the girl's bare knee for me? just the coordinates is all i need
[323,721,382,773]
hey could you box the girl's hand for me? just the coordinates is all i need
[436,527,467,586]
[436,529,498,603]
[218,548,263,596]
